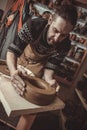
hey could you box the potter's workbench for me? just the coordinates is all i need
[0,73,65,117]
[0,62,65,129]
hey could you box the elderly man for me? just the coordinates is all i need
[6,4,77,130]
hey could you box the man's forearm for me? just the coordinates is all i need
[6,51,17,76]
[43,68,58,87]
[44,69,54,82]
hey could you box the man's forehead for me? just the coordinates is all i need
[52,16,73,33]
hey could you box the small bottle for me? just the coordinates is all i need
[74,49,84,61]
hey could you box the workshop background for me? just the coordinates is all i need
[0,0,87,130]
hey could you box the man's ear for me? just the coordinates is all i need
[48,15,53,25]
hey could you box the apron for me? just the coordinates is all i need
[18,44,48,77]
[18,28,55,77]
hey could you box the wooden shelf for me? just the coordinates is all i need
[70,32,87,40]
[83,73,87,79]
[77,19,87,25]
[57,1,87,87]
[75,88,87,110]
[65,56,80,65]
[74,0,87,8]
[77,19,86,26]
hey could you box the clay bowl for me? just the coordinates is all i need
[0,60,56,106]
[22,76,56,106]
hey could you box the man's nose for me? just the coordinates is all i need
[54,33,61,42]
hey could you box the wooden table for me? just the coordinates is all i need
[0,72,65,129]
[0,74,65,116]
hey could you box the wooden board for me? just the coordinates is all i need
[75,88,87,111]
[0,74,65,117]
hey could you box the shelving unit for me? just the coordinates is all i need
[65,56,80,65]
[70,32,87,43]
[55,5,87,86]
[75,88,87,110]
[75,70,87,110]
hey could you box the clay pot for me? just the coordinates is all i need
[0,60,56,106]
[22,76,56,106]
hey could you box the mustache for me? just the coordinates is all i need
[48,37,58,44]
[48,36,54,41]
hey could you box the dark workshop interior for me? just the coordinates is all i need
[0,0,87,130]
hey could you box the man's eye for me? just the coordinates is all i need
[61,34,68,37]
[53,28,57,33]
[61,34,66,37]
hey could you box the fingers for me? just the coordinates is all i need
[46,79,60,93]
[11,72,26,96]
[56,84,60,92]
[17,65,35,76]
[13,74,25,87]
[18,67,28,77]
[12,80,25,95]
[52,81,60,93]
[49,79,57,87]
[12,83,23,95]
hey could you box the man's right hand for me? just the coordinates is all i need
[11,68,28,96]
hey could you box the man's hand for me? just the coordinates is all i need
[46,79,57,87]
[43,69,60,93]
[46,79,60,93]
[11,68,28,96]
[6,51,31,95]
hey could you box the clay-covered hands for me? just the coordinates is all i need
[43,69,60,93]
[46,79,57,87]
[45,79,60,93]
[11,67,60,96]
[11,67,28,96]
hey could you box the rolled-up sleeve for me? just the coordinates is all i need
[8,19,33,57]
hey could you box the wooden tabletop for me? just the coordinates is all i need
[0,74,65,117]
